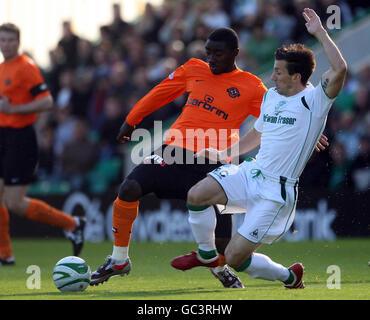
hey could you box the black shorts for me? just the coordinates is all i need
[127,144,233,239]
[0,125,38,186]
[127,145,223,200]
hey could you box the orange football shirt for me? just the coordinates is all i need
[0,54,50,128]
[126,58,267,152]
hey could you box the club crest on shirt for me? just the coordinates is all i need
[227,87,240,98]
[5,78,11,86]
[274,101,286,115]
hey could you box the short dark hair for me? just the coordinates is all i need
[275,44,316,85]
[0,23,20,41]
[208,28,239,50]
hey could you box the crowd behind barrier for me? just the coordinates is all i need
[25,0,368,195]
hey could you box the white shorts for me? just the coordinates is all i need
[209,159,298,244]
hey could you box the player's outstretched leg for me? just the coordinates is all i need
[231,252,305,289]
[90,256,131,286]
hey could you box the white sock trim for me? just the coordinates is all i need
[112,246,129,262]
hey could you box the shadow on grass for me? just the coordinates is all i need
[0,287,224,299]
[1,280,368,299]
[0,283,278,299]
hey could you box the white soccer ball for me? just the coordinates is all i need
[53,256,91,292]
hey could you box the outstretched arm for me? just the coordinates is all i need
[195,127,261,162]
[303,8,347,98]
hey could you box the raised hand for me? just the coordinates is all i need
[302,8,325,36]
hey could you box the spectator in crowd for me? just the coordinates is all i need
[99,95,125,159]
[60,118,99,190]
[98,25,114,53]
[158,0,194,44]
[333,72,358,112]
[348,135,370,192]
[75,38,95,72]
[44,47,65,97]
[335,112,361,161]
[38,124,57,181]
[229,0,259,24]
[245,21,278,68]
[71,69,94,118]
[88,76,110,131]
[263,1,296,45]
[328,140,351,192]
[107,61,134,104]
[58,21,80,68]
[136,3,164,44]
[109,3,131,40]
[91,46,110,81]
[53,105,76,158]
[291,0,318,43]
[124,33,146,70]
[55,69,74,111]
[201,0,230,30]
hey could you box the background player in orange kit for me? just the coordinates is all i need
[90,28,328,287]
[0,23,85,266]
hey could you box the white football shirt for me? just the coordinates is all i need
[254,82,335,179]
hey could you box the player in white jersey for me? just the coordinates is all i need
[171,8,347,289]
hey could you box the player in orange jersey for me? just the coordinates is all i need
[90,28,328,287]
[0,23,85,266]
[90,28,264,288]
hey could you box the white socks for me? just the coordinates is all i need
[111,246,129,263]
[188,206,217,252]
[242,253,290,282]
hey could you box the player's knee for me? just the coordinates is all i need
[4,198,26,216]
[118,179,142,202]
[187,184,208,207]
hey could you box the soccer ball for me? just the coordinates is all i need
[53,256,91,292]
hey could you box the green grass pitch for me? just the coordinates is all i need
[0,238,369,300]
